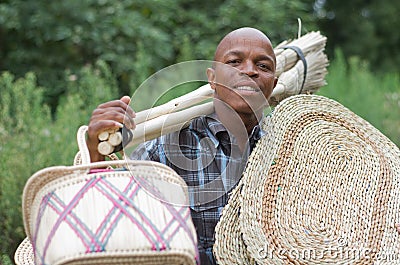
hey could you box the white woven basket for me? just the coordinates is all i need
[15,126,198,265]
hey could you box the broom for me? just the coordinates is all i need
[97,31,329,155]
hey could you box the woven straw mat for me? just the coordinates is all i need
[215,94,400,265]
[213,178,255,265]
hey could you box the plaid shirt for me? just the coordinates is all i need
[130,113,264,264]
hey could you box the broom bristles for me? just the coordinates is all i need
[269,50,328,105]
[275,31,327,76]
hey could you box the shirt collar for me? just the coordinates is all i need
[205,112,227,131]
[202,112,266,147]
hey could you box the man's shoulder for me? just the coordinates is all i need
[153,114,219,147]
[130,114,225,161]
[166,115,210,142]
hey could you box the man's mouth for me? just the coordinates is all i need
[233,86,261,93]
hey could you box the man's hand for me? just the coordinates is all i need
[87,96,135,162]
[396,223,400,235]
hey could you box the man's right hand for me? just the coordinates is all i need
[86,96,136,162]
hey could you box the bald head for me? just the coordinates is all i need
[214,27,274,62]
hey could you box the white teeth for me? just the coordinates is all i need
[235,86,258,92]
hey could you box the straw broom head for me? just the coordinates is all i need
[269,50,329,105]
[274,31,327,76]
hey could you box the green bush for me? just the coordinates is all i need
[0,0,316,109]
[0,61,116,263]
[0,72,52,259]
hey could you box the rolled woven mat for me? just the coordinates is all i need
[213,115,273,265]
[215,94,400,265]
[213,178,255,265]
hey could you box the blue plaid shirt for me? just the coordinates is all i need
[130,113,264,264]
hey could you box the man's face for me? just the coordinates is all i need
[208,31,277,116]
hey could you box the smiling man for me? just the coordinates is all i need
[207,28,277,151]
[86,27,278,264]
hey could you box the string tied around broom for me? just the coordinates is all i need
[282,45,307,94]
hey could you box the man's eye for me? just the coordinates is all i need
[257,63,271,71]
[226,59,241,65]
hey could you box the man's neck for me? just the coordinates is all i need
[214,101,263,152]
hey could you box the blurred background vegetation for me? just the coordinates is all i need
[0,0,399,263]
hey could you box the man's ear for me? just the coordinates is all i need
[273,77,278,88]
[206,67,216,90]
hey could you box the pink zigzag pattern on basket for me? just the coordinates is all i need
[133,175,198,244]
[33,173,198,264]
[132,174,199,264]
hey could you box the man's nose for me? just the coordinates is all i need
[239,60,258,77]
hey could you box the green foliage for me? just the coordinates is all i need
[0,72,52,261]
[318,49,400,146]
[0,254,13,265]
[52,61,116,163]
[0,62,116,262]
[315,0,400,73]
[0,0,316,108]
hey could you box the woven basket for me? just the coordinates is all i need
[15,126,198,265]
[215,95,400,264]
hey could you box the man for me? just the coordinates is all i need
[86,27,278,264]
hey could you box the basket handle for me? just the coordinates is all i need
[75,125,91,165]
